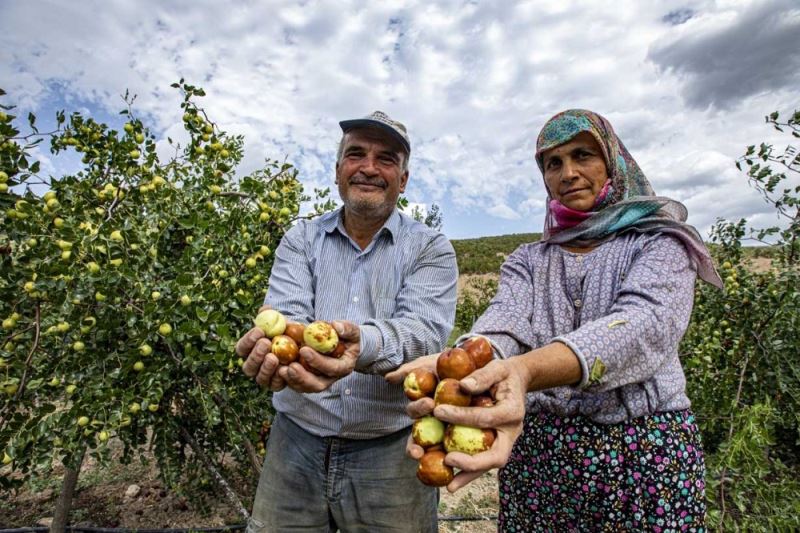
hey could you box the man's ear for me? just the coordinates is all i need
[399,170,409,193]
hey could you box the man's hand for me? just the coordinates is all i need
[235,305,287,391]
[434,358,528,492]
[277,320,361,393]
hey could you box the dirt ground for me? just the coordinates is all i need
[1,441,499,531]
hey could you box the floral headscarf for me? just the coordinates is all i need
[535,109,723,288]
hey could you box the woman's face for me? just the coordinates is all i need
[542,131,608,212]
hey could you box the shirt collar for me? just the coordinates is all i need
[324,207,400,245]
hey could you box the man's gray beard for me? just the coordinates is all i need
[344,197,395,221]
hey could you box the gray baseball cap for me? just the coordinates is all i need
[339,110,410,154]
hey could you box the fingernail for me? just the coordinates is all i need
[462,378,477,390]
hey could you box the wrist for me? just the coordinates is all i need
[507,355,537,392]
[510,342,582,393]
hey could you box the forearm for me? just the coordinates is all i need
[358,315,450,375]
[510,342,582,393]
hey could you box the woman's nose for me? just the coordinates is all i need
[560,158,579,181]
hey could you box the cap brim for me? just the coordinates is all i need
[339,119,410,153]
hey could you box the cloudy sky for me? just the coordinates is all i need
[2,0,799,239]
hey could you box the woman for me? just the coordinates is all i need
[387,109,721,531]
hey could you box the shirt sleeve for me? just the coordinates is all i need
[356,233,458,375]
[469,245,537,358]
[554,235,697,390]
[263,222,316,324]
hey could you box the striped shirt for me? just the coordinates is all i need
[265,207,458,438]
[471,232,697,424]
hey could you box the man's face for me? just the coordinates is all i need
[336,128,409,220]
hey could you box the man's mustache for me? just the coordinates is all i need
[349,176,387,189]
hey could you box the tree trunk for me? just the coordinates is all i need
[179,425,250,521]
[50,447,86,533]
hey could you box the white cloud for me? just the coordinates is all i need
[1,0,798,239]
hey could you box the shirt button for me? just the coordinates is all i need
[344,389,351,395]
[352,296,359,303]
[576,256,583,263]
[574,299,583,308]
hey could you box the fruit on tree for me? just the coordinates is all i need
[403,368,438,400]
[271,334,300,365]
[434,378,471,407]
[416,449,454,487]
[436,347,476,380]
[65,384,77,394]
[412,415,445,448]
[180,295,192,306]
[110,230,123,242]
[133,361,145,372]
[303,321,339,354]
[98,431,109,442]
[158,323,172,336]
[72,341,85,352]
[443,425,496,455]
[461,336,493,369]
[139,343,153,356]
[77,416,90,427]
[253,309,286,338]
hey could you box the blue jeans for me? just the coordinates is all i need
[247,412,438,533]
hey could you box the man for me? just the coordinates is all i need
[236,111,458,532]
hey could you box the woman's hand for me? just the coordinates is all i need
[436,358,529,492]
[384,353,439,385]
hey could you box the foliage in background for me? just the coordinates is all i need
[451,278,498,344]
[681,109,800,531]
[452,233,541,275]
[0,82,333,517]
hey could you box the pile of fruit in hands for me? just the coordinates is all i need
[403,337,497,487]
[253,309,345,375]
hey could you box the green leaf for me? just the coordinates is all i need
[196,307,209,323]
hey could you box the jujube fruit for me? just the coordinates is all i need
[416,449,454,487]
[403,368,438,400]
[436,347,476,380]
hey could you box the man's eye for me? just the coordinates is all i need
[546,159,561,169]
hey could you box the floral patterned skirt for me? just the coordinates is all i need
[498,409,706,532]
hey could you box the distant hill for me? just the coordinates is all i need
[451,232,541,275]
[452,233,777,276]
